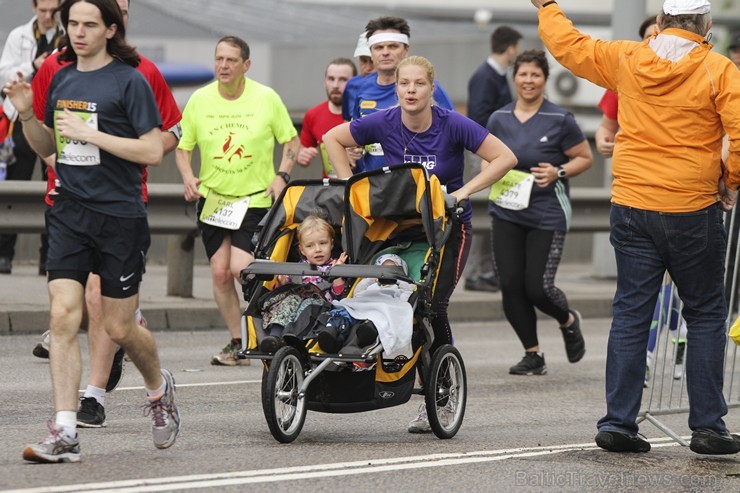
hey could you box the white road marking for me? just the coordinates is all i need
[7,439,682,493]
[80,380,261,393]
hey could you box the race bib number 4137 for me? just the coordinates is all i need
[199,190,250,230]
[55,111,101,166]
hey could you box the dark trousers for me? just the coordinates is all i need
[492,216,570,349]
[598,204,729,435]
[0,121,47,261]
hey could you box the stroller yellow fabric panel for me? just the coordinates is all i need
[346,165,448,265]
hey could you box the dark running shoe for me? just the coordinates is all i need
[105,346,126,392]
[33,330,51,359]
[561,309,586,363]
[595,430,651,453]
[77,397,106,428]
[689,429,740,455]
[509,352,547,375]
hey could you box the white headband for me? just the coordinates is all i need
[367,33,410,48]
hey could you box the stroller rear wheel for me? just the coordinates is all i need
[425,344,467,439]
[262,346,307,443]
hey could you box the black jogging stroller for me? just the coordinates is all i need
[238,164,467,443]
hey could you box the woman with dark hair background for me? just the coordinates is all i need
[486,50,593,376]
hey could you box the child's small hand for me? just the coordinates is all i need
[275,274,288,286]
[333,252,348,266]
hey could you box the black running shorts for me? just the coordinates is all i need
[195,197,268,259]
[45,199,150,299]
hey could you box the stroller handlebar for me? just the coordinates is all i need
[240,260,415,285]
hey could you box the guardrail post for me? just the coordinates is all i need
[166,232,196,297]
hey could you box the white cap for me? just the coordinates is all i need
[354,32,371,58]
[375,254,408,274]
[663,0,711,15]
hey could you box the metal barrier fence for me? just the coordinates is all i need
[0,182,613,297]
[0,181,198,297]
[637,208,740,445]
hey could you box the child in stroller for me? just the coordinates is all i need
[316,253,415,354]
[259,213,348,353]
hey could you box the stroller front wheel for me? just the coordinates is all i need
[425,344,467,439]
[262,346,308,443]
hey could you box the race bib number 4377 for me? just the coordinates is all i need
[55,111,101,166]
[489,169,534,211]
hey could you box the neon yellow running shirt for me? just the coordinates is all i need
[179,78,297,207]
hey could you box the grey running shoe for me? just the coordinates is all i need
[77,397,106,428]
[105,346,126,392]
[22,421,80,463]
[143,369,180,449]
[407,403,432,433]
[33,330,51,359]
[509,352,547,375]
[211,340,250,366]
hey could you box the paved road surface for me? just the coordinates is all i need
[2,319,740,492]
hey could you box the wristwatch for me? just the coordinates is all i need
[276,171,291,183]
[557,167,567,179]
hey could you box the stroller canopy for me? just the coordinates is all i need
[343,164,450,265]
[256,179,346,259]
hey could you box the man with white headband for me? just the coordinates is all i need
[530,0,740,455]
[346,16,454,172]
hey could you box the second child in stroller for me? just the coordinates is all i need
[260,214,348,353]
[316,253,414,353]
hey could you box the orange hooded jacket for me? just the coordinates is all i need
[538,5,740,212]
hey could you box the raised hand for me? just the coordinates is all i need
[2,71,34,114]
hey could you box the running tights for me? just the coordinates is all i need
[491,216,570,350]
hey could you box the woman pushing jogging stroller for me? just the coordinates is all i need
[324,55,517,432]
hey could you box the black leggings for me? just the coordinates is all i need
[430,221,472,354]
[491,216,570,350]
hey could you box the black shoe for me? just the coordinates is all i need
[509,352,547,375]
[355,321,378,347]
[595,430,651,452]
[464,272,500,292]
[32,330,50,359]
[0,256,11,274]
[260,335,284,354]
[77,397,106,428]
[561,309,586,363]
[689,429,740,455]
[317,327,340,353]
[105,346,126,392]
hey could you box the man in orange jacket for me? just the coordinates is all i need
[531,0,740,455]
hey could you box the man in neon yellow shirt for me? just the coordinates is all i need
[176,35,299,366]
